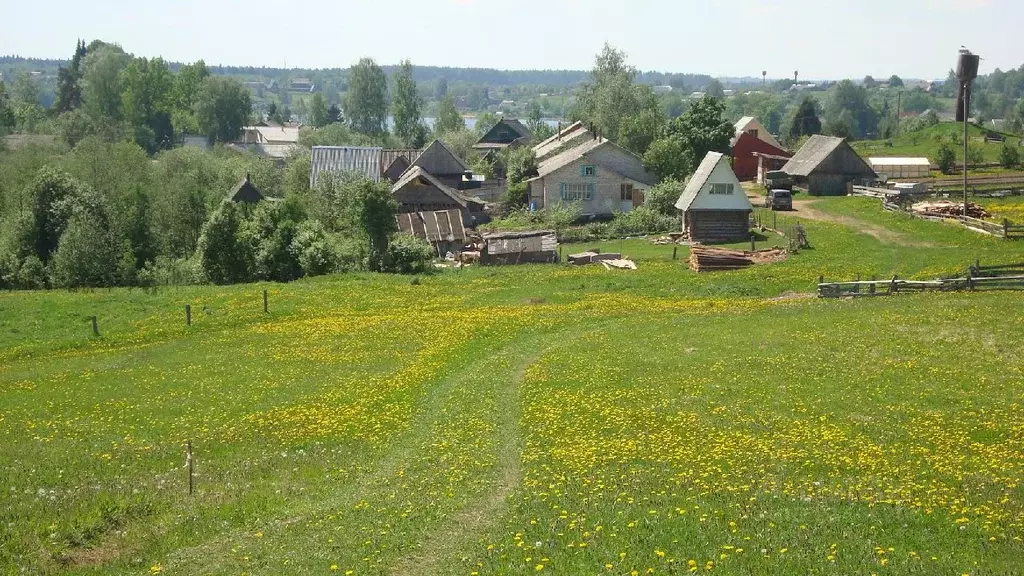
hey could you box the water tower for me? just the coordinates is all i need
[956,49,980,216]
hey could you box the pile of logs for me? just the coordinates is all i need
[912,201,991,219]
[688,246,788,272]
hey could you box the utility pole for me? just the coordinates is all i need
[963,80,969,217]
[895,91,902,136]
[956,48,980,219]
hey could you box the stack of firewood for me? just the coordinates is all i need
[912,201,991,219]
[688,246,788,272]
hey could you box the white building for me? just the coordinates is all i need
[867,157,932,180]
[675,152,753,242]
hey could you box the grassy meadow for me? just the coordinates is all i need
[2,196,1024,575]
[851,122,1023,166]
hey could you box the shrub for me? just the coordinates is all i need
[644,179,684,217]
[17,255,47,290]
[196,201,254,285]
[1000,143,1020,169]
[500,182,529,211]
[935,143,956,174]
[292,220,335,278]
[386,233,434,274]
[49,213,121,288]
[608,206,676,237]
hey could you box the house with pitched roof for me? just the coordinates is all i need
[675,152,752,242]
[526,137,658,216]
[391,166,485,219]
[781,135,877,195]
[473,118,533,154]
[309,146,383,186]
[734,116,783,150]
[410,139,472,188]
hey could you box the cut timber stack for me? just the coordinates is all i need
[688,246,787,272]
[912,201,991,219]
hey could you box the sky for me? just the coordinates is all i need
[0,0,1017,80]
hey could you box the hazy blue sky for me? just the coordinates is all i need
[0,0,1015,79]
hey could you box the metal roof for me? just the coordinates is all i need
[533,137,608,178]
[381,148,423,173]
[310,146,383,186]
[392,166,469,208]
[675,152,723,211]
[532,121,591,160]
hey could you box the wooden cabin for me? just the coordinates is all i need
[675,152,752,242]
[227,175,266,203]
[473,118,533,154]
[781,135,877,195]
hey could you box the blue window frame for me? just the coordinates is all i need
[580,165,597,177]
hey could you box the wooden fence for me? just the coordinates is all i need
[818,261,1024,298]
[851,186,1024,239]
[750,208,807,252]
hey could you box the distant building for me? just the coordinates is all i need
[391,166,484,217]
[480,230,558,266]
[868,157,931,180]
[227,175,267,204]
[409,139,472,188]
[380,148,424,183]
[289,78,315,92]
[652,85,673,94]
[689,91,706,100]
[781,135,877,195]
[473,118,533,154]
[526,136,658,217]
[674,152,752,242]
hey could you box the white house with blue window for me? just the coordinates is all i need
[526,137,658,216]
[674,151,753,242]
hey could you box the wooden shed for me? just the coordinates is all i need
[675,152,752,243]
[781,135,877,195]
[227,175,265,203]
[481,230,558,266]
[396,209,467,256]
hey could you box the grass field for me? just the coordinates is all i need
[851,122,1023,166]
[2,197,1024,575]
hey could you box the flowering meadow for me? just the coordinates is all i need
[1,197,1023,575]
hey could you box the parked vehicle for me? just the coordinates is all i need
[764,170,793,192]
[765,189,793,210]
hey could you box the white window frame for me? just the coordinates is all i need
[559,183,595,201]
[709,183,735,195]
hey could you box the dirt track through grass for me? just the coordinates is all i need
[791,198,936,247]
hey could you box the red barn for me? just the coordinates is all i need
[731,132,791,181]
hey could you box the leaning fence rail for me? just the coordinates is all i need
[818,261,1024,298]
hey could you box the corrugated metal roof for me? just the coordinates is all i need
[381,149,423,173]
[533,137,608,178]
[396,209,466,243]
[868,157,931,166]
[310,146,383,186]
[780,135,847,177]
[532,121,591,160]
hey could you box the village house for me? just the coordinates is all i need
[391,166,485,219]
[781,135,877,195]
[380,148,423,183]
[526,137,658,216]
[409,139,473,188]
[473,118,533,154]
[226,175,279,204]
[675,152,753,242]
[288,78,315,92]
[731,131,791,181]
[733,116,784,150]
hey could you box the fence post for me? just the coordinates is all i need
[855,273,860,295]
[90,316,99,337]
[750,233,756,252]
[889,275,898,294]
[672,246,678,260]
[263,289,268,314]
[186,440,194,495]
[185,304,191,327]
[1006,219,1011,238]
[869,275,876,295]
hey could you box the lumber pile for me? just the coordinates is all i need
[688,246,788,272]
[912,201,990,219]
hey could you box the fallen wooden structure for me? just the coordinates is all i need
[688,246,788,272]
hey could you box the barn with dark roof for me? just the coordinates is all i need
[781,135,877,196]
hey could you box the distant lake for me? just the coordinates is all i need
[388,117,563,130]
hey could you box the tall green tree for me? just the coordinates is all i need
[196,201,253,284]
[342,177,397,272]
[824,80,876,139]
[11,72,40,105]
[121,57,175,152]
[0,81,14,135]
[28,167,87,263]
[391,60,426,147]
[172,60,210,134]
[570,43,664,154]
[434,94,464,134]
[787,97,822,142]
[309,92,329,128]
[343,58,388,136]
[705,79,726,99]
[195,76,252,143]
[81,43,131,121]
[642,95,731,181]
[54,40,87,114]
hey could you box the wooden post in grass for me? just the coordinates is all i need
[263,289,268,314]
[672,246,678,260]
[889,275,899,294]
[185,305,191,326]
[750,232,756,252]
[870,275,876,295]
[186,440,194,495]
[90,316,99,337]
